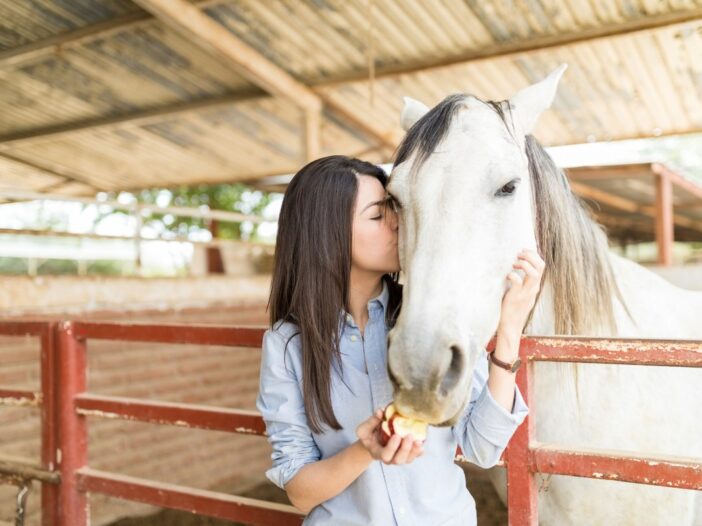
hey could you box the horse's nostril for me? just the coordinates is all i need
[438,344,465,397]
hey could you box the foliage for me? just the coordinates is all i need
[103,183,275,241]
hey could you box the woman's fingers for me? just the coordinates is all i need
[507,270,524,287]
[357,408,425,465]
[513,260,539,284]
[356,410,381,439]
[511,250,545,290]
[406,441,425,463]
[519,249,545,271]
[380,434,403,463]
[390,434,415,464]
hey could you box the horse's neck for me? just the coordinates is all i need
[524,252,640,338]
[524,250,629,337]
[526,250,702,339]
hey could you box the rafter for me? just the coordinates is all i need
[0,0,225,70]
[132,0,396,150]
[0,152,101,193]
[0,91,265,150]
[571,181,702,234]
[133,0,321,111]
[313,8,702,86]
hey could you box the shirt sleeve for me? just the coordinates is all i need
[255,328,321,490]
[451,350,529,469]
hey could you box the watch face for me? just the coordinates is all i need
[510,358,522,373]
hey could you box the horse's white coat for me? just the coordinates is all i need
[391,66,702,525]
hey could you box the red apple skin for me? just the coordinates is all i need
[378,403,427,447]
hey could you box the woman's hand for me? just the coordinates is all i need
[356,408,424,465]
[498,248,546,337]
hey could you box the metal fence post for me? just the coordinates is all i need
[56,321,89,526]
[505,342,537,525]
[40,322,59,526]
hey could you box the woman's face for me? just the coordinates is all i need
[351,175,400,275]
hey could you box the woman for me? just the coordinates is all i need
[256,155,544,525]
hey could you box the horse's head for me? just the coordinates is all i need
[386,64,567,426]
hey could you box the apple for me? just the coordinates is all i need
[378,402,428,446]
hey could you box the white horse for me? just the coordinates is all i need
[386,64,702,525]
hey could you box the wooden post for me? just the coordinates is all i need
[654,171,673,266]
[206,219,225,274]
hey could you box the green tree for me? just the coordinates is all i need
[104,183,276,241]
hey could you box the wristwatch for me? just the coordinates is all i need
[487,348,522,373]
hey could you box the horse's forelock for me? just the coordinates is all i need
[393,93,468,174]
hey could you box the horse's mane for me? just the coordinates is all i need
[392,94,634,336]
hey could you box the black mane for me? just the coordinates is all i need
[392,94,516,173]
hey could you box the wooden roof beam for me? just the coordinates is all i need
[571,181,702,234]
[0,0,226,70]
[4,2,701,87]
[132,0,395,150]
[565,164,657,181]
[133,0,321,111]
[652,163,702,201]
[314,8,702,86]
[0,152,102,193]
[0,91,265,150]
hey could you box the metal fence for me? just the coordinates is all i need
[0,321,700,525]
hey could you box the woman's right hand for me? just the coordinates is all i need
[356,408,424,465]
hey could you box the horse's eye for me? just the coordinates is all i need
[495,179,520,197]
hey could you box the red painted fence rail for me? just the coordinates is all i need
[504,336,702,526]
[0,321,700,525]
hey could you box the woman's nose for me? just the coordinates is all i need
[389,210,399,231]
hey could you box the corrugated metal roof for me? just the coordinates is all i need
[0,0,701,195]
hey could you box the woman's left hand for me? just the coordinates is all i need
[498,248,546,337]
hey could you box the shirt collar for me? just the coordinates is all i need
[370,278,390,312]
[339,278,390,326]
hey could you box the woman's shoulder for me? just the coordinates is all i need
[262,319,303,378]
[264,319,302,356]
[269,318,300,342]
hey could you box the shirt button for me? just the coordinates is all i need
[350,335,358,342]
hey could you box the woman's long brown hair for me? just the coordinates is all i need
[268,155,402,434]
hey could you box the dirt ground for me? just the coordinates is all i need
[108,463,506,526]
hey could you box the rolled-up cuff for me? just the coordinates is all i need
[469,383,529,447]
[265,455,318,490]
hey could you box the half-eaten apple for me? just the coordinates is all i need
[378,402,428,446]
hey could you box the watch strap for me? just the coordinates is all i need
[487,348,521,373]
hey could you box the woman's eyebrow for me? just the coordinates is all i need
[361,199,385,213]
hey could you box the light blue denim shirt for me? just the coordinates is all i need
[255,279,529,525]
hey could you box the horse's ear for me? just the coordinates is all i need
[509,63,567,135]
[400,96,430,131]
